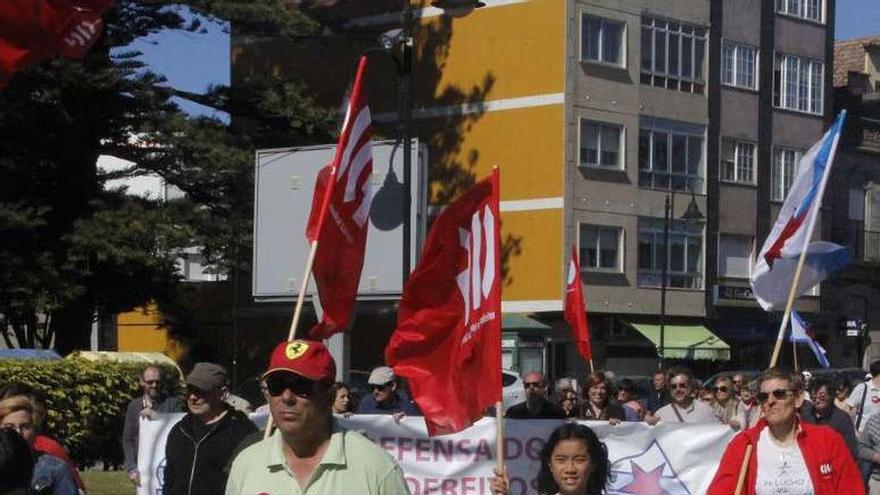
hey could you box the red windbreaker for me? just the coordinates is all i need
[707,418,864,495]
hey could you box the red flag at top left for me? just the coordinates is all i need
[0,0,113,87]
[386,170,502,436]
[305,56,374,340]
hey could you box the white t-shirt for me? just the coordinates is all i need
[847,380,880,433]
[754,428,814,495]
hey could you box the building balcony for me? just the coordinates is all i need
[832,224,880,263]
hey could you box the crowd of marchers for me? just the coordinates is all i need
[3,354,880,494]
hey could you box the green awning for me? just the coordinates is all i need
[629,323,731,361]
[502,313,551,330]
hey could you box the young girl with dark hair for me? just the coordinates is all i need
[490,423,610,495]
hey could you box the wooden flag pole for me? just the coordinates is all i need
[263,240,321,440]
[792,340,799,371]
[495,400,505,480]
[589,358,595,374]
[768,225,817,368]
[733,444,753,495]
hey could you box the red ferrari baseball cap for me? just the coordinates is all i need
[263,340,336,381]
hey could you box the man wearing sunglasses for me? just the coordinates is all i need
[357,366,420,418]
[225,340,409,495]
[647,368,716,425]
[122,365,182,487]
[708,368,864,495]
[504,372,566,419]
[165,362,257,495]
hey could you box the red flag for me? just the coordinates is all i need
[0,0,112,87]
[306,56,374,340]
[386,170,502,436]
[564,246,592,363]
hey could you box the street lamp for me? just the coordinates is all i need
[658,188,704,369]
[392,0,483,285]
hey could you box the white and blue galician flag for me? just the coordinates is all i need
[751,111,851,310]
[789,311,831,368]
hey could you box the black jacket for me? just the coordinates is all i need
[163,406,257,495]
[800,402,859,462]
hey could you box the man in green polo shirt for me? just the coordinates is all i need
[225,339,410,495]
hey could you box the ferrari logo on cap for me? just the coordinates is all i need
[285,341,309,360]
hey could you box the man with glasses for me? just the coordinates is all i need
[357,366,420,418]
[122,364,182,487]
[504,371,566,419]
[647,369,670,413]
[801,377,858,461]
[164,362,257,495]
[226,340,409,494]
[708,368,863,494]
[732,373,745,399]
[647,368,716,424]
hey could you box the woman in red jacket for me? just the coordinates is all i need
[708,368,864,495]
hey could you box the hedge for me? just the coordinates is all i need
[0,358,182,467]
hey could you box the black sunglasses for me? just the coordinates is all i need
[670,382,689,390]
[370,382,393,391]
[756,388,796,403]
[714,386,729,393]
[524,381,544,389]
[264,374,316,398]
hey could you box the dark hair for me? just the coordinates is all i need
[810,377,832,395]
[836,377,852,392]
[668,367,694,384]
[0,428,34,492]
[537,423,609,495]
[870,360,880,378]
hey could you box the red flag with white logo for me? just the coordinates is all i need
[306,55,374,340]
[0,0,113,87]
[386,169,502,436]
[564,246,592,363]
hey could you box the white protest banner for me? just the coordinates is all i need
[139,414,733,495]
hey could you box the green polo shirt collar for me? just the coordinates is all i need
[266,421,348,474]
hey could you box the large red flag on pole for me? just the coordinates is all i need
[0,0,113,87]
[386,170,502,436]
[564,246,593,369]
[305,55,374,340]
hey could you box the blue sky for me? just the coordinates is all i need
[135,2,878,117]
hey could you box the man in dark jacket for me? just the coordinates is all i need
[801,376,859,461]
[164,363,257,495]
[504,371,566,419]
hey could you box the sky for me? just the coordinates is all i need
[134,2,879,118]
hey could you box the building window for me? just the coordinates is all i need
[582,15,625,66]
[718,235,753,279]
[721,42,757,90]
[580,120,623,169]
[721,139,756,184]
[640,15,706,93]
[775,0,823,23]
[773,54,824,114]
[579,224,622,272]
[772,147,802,201]
[637,218,703,288]
[638,117,704,192]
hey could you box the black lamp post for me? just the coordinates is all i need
[392,0,483,284]
[659,188,704,369]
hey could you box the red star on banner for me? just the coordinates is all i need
[619,462,668,495]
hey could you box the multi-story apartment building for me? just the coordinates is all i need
[823,35,880,367]
[235,1,837,379]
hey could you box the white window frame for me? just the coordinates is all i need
[721,139,756,185]
[579,224,623,273]
[717,234,754,279]
[579,120,624,169]
[638,118,705,193]
[640,15,706,93]
[775,0,824,23]
[721,41,758,90]
[773,53,824,115]
[637,218,703,289]
[771,146,802,201]
[581,14,626,67]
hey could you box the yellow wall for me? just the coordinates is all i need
[117,304,169,353]
[499,209,563,301]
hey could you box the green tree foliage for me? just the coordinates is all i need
[0,1,337,351]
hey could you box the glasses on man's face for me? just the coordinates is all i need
[143,379,160,386]
[264,374,316,398]
[370,382,393,391]
[756,388,796,403]
[524,382,544,389]
[670,382,689,390]
[714,386,729,393]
